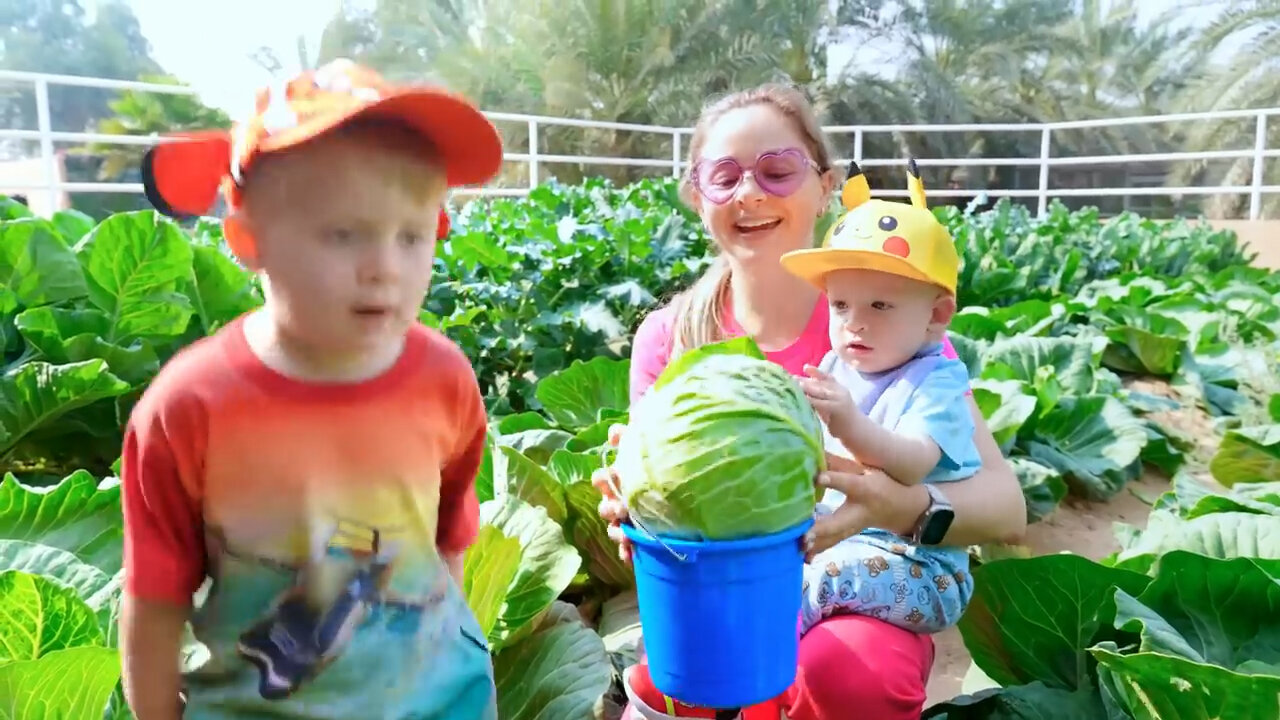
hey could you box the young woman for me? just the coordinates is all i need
[592,83,1027,720]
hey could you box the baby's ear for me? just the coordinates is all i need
[223,211,260,270]
[930,292,957,331]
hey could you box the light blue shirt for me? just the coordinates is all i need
[816,340,980,492]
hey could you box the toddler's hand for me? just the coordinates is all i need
[800,365,859,436]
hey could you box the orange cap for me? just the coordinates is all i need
[140,59,503,232]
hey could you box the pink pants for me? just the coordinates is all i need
[623,614,934,720]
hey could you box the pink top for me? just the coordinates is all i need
[629,296,963,403]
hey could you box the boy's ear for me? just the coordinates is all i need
[223,212,260,269]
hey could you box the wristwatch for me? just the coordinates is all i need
[910,485,954,546]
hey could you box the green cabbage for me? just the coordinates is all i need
[615,338,824,541]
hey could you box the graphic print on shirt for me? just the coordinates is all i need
[122,319,497,719]
[204,508,450,701]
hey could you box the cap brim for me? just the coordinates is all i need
[140,88,504,220]
[259,88,504,189]
[141,130,233,219]
[780,247,950,292]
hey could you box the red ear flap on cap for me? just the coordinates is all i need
[140,133,233,219]
[437,208,451,239]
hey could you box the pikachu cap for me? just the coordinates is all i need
[780,158,959,295]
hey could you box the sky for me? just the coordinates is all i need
[120,0,344,112]
[118,0,1228,116]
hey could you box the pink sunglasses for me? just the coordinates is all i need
[691,148,823,205]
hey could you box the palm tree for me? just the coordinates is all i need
[1019,0,1209,216]
[822,0,1209,214]
[314,0,865,188]
[817,0,1071,196]
[1168,0,1280,219]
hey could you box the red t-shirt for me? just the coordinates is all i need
[629,296,964,402]
[120,314,493,714]
[123,315,485,603]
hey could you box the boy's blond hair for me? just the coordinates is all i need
[239,118,449,216]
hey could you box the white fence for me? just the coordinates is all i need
[2,69,1279,219]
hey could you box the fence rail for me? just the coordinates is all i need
[1,69,1277,219]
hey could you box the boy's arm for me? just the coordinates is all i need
[829,360,976,486]
[120,594,188,720]
[437,368,486,587]
[443,551,466,589]
[119,402,207,719]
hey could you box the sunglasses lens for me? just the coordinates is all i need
[696,159,743,203]
[754,152,807,196]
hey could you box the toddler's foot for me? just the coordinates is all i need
[622,664,743,719]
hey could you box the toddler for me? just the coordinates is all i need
[780,160,978,636]
[120,60,503,719]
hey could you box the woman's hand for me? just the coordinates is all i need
[591,423,633,564]
[805,454,931,560]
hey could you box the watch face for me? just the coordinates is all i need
[921,508,955,546]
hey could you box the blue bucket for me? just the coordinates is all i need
[621,518,813,709]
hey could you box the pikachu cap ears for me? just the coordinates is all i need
[780,158,959,295]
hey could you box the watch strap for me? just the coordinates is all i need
[911,485,952,544]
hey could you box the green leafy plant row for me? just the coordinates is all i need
[1,180,1278,718]
[3,363,1278,718]
[1,197,261,481]
[947,262,1280,519]
[1,178,1263,483]
[429,179,1259,414]
[923,474,1280,719]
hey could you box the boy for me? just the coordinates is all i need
[780,161,978,636]
[121,59,503,720]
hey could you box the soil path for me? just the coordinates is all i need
[923,470,1174,707]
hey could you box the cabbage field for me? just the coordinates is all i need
[1,179,1278,719]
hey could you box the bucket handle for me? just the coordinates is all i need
[599,444,692,563]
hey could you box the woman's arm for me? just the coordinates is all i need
[628,306,676,404]
[937,396,1027,546]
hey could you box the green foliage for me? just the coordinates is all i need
[1,178,1279,718]
[0,209,261,478]
[426,177,710,414]
[312,0,1280,217]
[84,73,233,181]
[0,0,162,139]
[941,201,1259,310]
[924,479,1280,719]
[316,0,852,189]
[1,177,1274,497]
[0,0,175,220]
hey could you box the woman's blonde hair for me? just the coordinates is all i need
[665,83,842,357]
